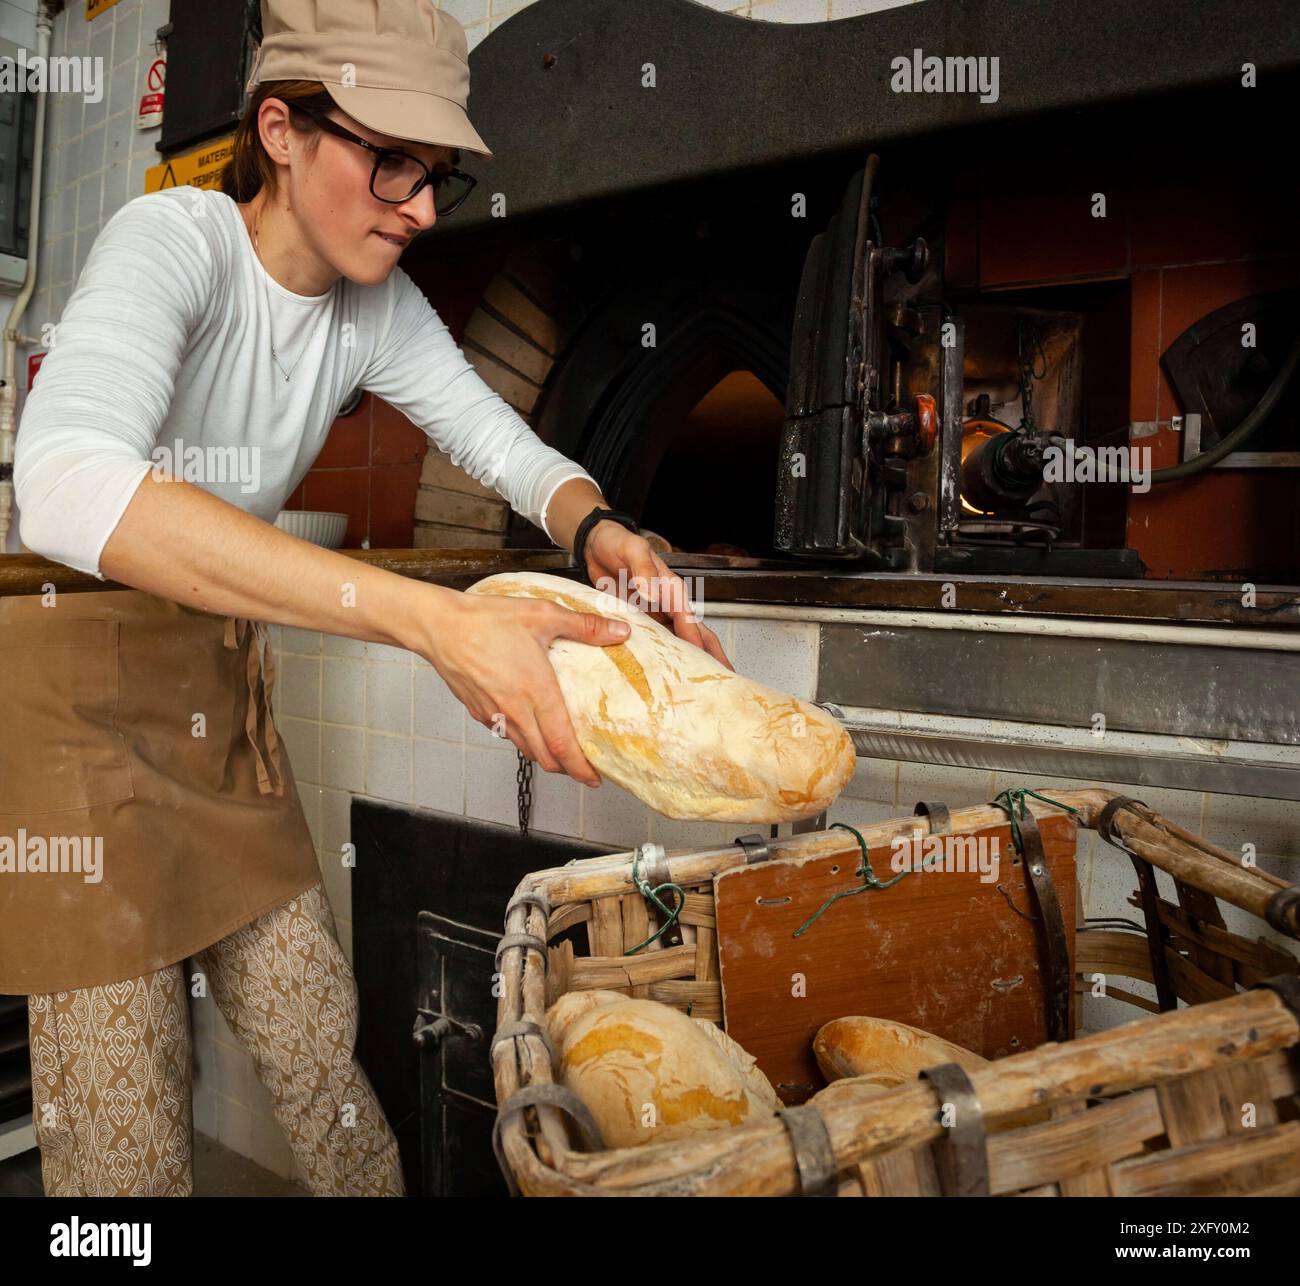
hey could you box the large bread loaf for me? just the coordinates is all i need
[810,1016,1048,1131]
[813,1015,988,1086]
[545,994,778,1148]
[465,572,855,822]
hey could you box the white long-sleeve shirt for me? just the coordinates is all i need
[15,185,594,577]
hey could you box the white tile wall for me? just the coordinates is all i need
[366,730,413,802]
[727,618,818,696]
[7,0,173,536]
[414,736,465,813]
[0,0,37,49]
[321,656,364,725]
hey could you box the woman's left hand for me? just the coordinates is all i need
[584,521,734,670]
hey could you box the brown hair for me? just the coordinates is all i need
[221,80,336,202]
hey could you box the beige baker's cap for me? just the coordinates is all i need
[246,0,493,158]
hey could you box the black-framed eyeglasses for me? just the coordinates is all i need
[289,104,478,216]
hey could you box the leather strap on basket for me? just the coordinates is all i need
[1264,887,1300,939]
[1096,794,1156,849]
[776,1103,837,1196]
[1015,808,1072,1043]
[913,800,953,835]
[1095,795,1179,1011]
[919,1062,990,1197]
[504,889,551,929]
[735,833,771,864]
[495,932,549,975]
[492,1083,606,1198]
[490,1019,554,1060]
[1250,973,1300,1024]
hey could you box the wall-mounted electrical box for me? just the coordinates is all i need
[0,41,38,289]
[158,2,257,156]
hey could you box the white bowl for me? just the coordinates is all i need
[274,510,349,549]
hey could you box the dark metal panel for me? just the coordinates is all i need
[0,74,37,260]
[775,165,868,557]
[159,1,252,156]
[0,994,31,1126]
[351,798,606,1196]
[938,316,965,536]
[448,0,1300,234]
[817,622,1300,743]
[669,571,1300,626]
[416,915,503,1197]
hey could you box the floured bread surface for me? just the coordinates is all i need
[544,988,629,1060]
[550,996,777,1148]
[814,1016,989,1083]
[465,572,855,822]
[693,1017,781,1110]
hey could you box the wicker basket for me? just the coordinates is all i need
[491,789,1300,1196]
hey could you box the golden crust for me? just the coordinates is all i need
[467,573,855,823]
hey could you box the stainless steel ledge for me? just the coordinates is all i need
[842,725,1300,802]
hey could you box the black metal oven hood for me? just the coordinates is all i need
[444,0,1300,236]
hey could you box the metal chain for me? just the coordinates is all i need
[516,749,534,836]
[1016,320,1048,433]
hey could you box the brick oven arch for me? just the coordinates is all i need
[416,237,793,554]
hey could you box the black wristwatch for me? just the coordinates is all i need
[573,506,639,583]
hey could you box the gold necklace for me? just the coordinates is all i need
[251,211,306,384]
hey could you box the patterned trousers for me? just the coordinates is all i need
[26,882,404,1196]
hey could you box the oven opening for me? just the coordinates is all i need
[639,370,785,559]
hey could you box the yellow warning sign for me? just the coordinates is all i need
[145,136,236,195]
[86,0,123,18]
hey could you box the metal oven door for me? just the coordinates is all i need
[414,912,507,1198]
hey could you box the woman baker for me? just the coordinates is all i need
[5,0,728,1197]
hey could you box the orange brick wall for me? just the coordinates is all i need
[283,392,426,549]
[286,245,506,550]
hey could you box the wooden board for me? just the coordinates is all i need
[714,814,1077,1105]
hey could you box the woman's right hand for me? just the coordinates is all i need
[413,588,630,786]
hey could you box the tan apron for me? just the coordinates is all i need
[0,589,322,995]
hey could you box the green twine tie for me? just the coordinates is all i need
[989,787,1080,854]
[624,847,686,956]
[792,822,912,938]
